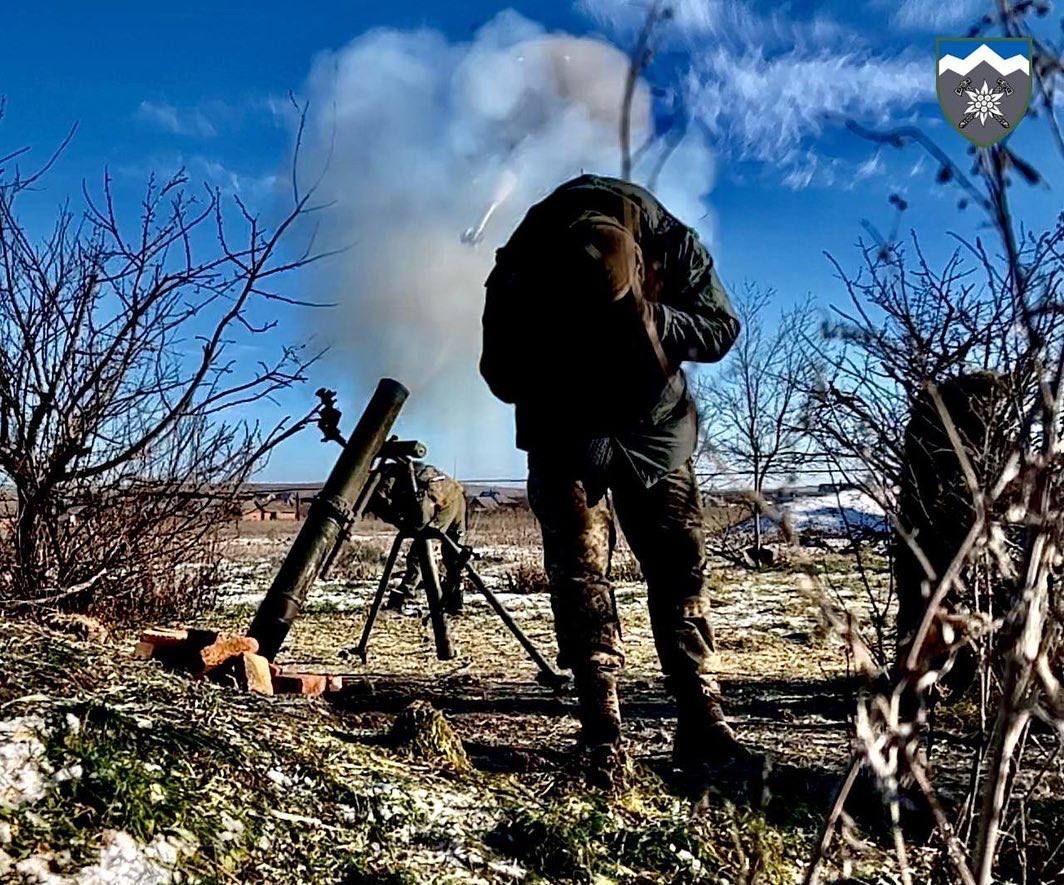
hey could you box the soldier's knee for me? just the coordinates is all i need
[550,578,623,670]
[638,526,703,586]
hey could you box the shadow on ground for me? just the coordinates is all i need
[328,672,895,831]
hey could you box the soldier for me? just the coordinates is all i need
[480,174,743,788]
[894,372,1016,710]
[366,462,468,614]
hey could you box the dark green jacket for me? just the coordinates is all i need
[480,174,739,486]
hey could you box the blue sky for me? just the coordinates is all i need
[2,0,1060,481]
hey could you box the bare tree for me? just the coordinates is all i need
[0,107,330,622]
[695,284,817,560]
[619,1,682,189]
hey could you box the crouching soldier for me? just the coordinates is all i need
[895,371,1017,715]
[366,462,468,614]
[480,173,745,788]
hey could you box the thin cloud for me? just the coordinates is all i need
[687,49,927,161]
[891,0,986,32]
[136,100,218,138]
[578,0,930,188]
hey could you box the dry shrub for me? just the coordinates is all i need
[331,537,393,582]
[505,561,550,595]
[389,701,471,773]
[801,28,1064,876]
[0,106,326,625]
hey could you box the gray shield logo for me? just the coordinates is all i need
[936,38,1032,147]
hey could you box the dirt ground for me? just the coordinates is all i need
[216,510,885,798]
[10,509,1054,882]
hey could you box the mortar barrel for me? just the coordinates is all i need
[248,377,409,660]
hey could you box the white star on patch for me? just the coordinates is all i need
[964,80,1004,126]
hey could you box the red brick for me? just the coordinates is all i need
[271,672,327,697]
[139,628,188,648]
[241,653,274,696]
[133,641,157,660]
[199,634,259,672]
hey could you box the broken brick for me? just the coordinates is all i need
[133,641,157,661]
[133,628,258,676]
[199,634,259,672]
[241,653,274,697]
[271,672,328,697]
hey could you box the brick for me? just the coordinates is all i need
[241,653,274,696]
[133,641,157,661]
[199,635,259,672]
[139,628,189,648]
[271,672,327,697]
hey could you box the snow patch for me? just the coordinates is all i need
[12,830,189,884]
[0,716,81,811]
[740,490,888,538]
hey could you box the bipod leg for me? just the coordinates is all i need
[350,530,406,663]
[414,534,456,660]
[432,532,567,689]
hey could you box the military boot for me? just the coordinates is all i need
[672,700,740,770]
[574,667,627,791]
[441,584,464,616]
[671,682,759,776]
[384,583,415,612]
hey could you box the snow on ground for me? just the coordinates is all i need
[740,489,888,538]
[0,715,186,884]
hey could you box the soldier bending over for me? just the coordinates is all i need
[366,462,467,615]
[480,174,744,788]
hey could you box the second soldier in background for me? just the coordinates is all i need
[367,462,468,615]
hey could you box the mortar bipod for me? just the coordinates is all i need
[352,524,567,689]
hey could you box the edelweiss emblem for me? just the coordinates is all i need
[936,38,1032,147]
[962,80,1006,127]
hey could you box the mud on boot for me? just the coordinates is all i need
[582,740,631,792]
[672,703,769,800]
[571,665,626,790]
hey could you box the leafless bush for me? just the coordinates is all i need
[0,103,328,624]
[504,561,550,595]
[802,4,1064,881]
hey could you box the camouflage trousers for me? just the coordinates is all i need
[397,519,466,601]
[394,478,467,607]
[527,455,721,708]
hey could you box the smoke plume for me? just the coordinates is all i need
[298,11,715,478]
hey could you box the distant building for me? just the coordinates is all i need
[465,486,527,512]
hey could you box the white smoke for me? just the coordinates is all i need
[298,11,716,477]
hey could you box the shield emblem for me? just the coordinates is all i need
[936,37,1032,147]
